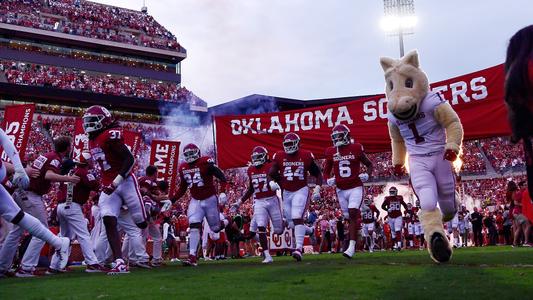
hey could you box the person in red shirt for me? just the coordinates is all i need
[0,128,70,278]
[323,124,373,258]
[361,197,380,253]
[172,143,228,267]
[232,146,284,264]
[382,186,408,251]
[15,136,80,277]
[49,152,102,273]
[268,132,323,261]
[83,105,147,274]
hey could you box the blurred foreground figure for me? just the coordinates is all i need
[505,24,533,197]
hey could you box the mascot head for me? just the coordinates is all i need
[380,50,429,121]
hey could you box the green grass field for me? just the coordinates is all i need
[1,246,532,300]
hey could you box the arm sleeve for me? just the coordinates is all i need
[323,155,333,179]
[0,128,23,170]
[209,164,228,192]
[171,173,188,203]
[388,121,407,166]
[434,102,464,153]
[241,177,254,202]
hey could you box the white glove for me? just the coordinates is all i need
[230,200,242,213]
[326,177,336,187]
[269,181,280,191]
[312,185,321,200]
[218,193,227,205]
[160,200,172,212]
[13,168,30,189]
[359,173,369,182]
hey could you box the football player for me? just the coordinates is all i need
[361,197,380,253]
[83,105,148,274]
[172,143,228,267]
[0,128,70,278]
[323,124,373,258]
[232,146,284,264]
[7,136,79,277]
[268,133,323,261]
[138,165,164,266]
[381,186,408,251]
[49,152,103,273]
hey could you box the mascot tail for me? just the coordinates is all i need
[419,209,452,263]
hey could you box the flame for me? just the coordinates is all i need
[452,148,463,174]
[404,153,409,174]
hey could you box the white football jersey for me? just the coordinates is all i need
[388,92,446,155]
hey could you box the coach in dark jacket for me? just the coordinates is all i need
[470,207,483,246]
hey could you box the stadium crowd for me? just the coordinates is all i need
[0,0,181,51]
[1,60,182,102]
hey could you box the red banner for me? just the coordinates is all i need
[72,118,89,162]
[124,130,143,158]
[1,104,35,162]
[149,140,181,195]
[215,64,510,169]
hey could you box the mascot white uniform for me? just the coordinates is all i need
[380,50,464,263]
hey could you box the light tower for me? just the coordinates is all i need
[141,0,148,14]
[380,0,417,57]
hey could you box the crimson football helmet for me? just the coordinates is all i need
[183,143,200,163]
[331,124,351,147]
[283,133,300,154]
[389,186,398,196]
[251,146,268,167]
[82,105,113,133]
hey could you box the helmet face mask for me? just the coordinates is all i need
[283,133,300,154]
[389,186,398,196]
[183,144,200,163]
[331,124,351,147]
[82,106,113,134]
[82,115,104,133]
[251,146,268,166]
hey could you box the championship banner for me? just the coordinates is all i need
[72,118,89,162]
[215,64,509,169]
[124,130,143,158]
[269,223,294,251]
[1,104,35,162]
[149,140,181,195]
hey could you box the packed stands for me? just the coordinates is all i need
[479,137,525,173]
[0,0,181,51]
[1,60,182,102]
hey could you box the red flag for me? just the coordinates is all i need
[123,130,143,158]
[1,104,35,162]
[149,140,181,195]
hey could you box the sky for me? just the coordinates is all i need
[92,0,532,106]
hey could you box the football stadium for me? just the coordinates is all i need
[0,1,532,299]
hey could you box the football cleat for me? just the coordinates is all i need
[107,258,130,275]
[331,124,351,147]
[82,105,114,133]
[262,255,273,264]
[15,268,37,278]
[343,247,355,259]
[283,133,300,154]
[183,143,201,163]
[182,255,198,267]
[291,249,302,262]
[85,264,106,273]
[45,268,65,275]
[134,261,152,269]
[429,232,452,263]
[56,237,71,270]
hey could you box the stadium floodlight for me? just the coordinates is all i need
[380,0,417,57]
